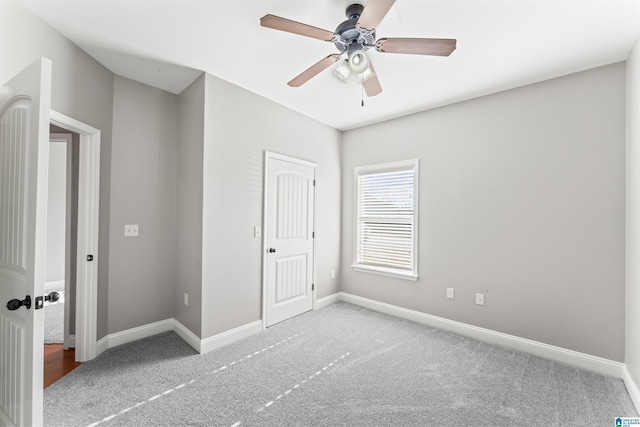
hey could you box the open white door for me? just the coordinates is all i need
[263,152,316,327]
[0,58,52,426]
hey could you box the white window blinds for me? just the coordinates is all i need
[354,159,418,280]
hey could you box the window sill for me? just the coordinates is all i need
[351,264,419,281]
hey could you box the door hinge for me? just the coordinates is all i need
[312,284,315,291]
[313,180,316,187]
[312,231,315,238]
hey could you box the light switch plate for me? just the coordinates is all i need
[124,224,139,237]
[254,226,262,238]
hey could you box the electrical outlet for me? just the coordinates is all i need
[476,293,485,306]
[447,288,455,299]
[184,293,189,306]
[124,224,139,237]
[331,270,336,279]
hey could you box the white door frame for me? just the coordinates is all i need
[50,110,100,362]
[49,132,73,349]
[262,151,318,330]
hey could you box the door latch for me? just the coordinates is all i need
[35,292,60,310]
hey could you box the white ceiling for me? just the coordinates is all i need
[19,0,640,131]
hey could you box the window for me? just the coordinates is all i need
[353,159,419,281]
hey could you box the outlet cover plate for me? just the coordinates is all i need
[124,224,139,237]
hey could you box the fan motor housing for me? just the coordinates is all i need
[345,3,364,19]
[333,3,375,53]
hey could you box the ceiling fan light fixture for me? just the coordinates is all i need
[332,60,351,83]
[358,66,376,83]
[348,49,370,74]
[262,1,458,97]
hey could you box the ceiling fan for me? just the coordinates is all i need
[260,0,457,97]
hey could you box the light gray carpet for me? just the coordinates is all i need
[44,302,638,426]
[44,291,64,344]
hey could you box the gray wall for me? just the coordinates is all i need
[108,76,178,333]
[626,38,640,393]
[175,74,205,336]
[201,73,342,338]
[342,63,626,361]
[1,0,115,340]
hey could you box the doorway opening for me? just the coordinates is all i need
[43,128,80,388]
[45,130,74,347]
[48,111,101,364]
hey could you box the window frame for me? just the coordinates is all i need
[352,159,419,281]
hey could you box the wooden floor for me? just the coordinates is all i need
[44,344,81,389]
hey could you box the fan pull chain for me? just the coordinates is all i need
[361,83,364,107]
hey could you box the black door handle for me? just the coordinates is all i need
[6,295,31,311]
[269,248,276,253]
[46,292,60,303]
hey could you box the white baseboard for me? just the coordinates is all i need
[624,365,640,412]
[96,318,263,356]
[315,292,341,310]
[171,319,263,355]
[64,334,76,350]
[97,319,174,356]
[172,319,202,353]
[96,335,108,356]
[200,321,263,354]
[338,292,625,379]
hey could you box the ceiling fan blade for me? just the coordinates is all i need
[357,0,397,31]
[376,38,457,56]
[363,63,382,97]
[288,54,342,87]
[260,14,335,42]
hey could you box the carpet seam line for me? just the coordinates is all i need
[83,332,305,427]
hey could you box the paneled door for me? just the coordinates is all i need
[264,152,316,327]
[0,58,52,426]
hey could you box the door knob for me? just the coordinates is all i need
[6,295,31,311]
[35,291,60,309]
[269,248,276,253]
[45,292,60,303]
